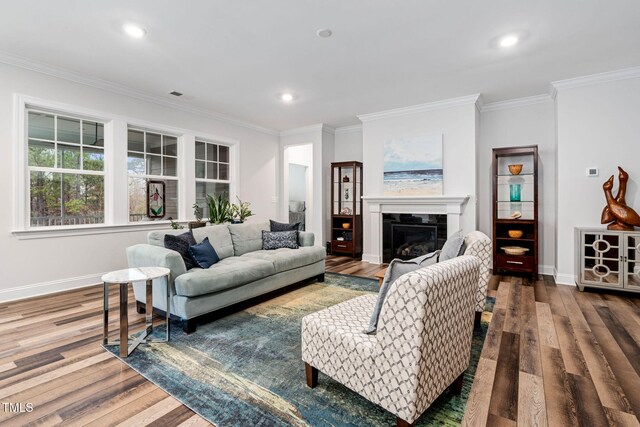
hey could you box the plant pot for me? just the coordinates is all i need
[188,221,206,230]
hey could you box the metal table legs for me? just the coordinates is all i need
[102,277,170,357]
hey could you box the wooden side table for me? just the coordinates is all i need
[102,267,171,357]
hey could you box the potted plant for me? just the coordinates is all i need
[206,193,233,224]
[168,217,184,230]
[189,203,206,230]
[231,197,254,223]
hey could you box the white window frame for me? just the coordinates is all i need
[12,94,241,239]
[126,127,181,223]
[194,139,235,207]
[26,108,107,227]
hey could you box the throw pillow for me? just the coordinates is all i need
[164,232,197,270]
[262,230,299,250]
[188,237,220,269]
[439,230,466,262]
[270,219,301,232]
[366,251,439,334]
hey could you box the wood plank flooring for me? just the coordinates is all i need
[463,275,640,427]
[0,257,638,426]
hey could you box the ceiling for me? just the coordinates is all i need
[1,1,639,131]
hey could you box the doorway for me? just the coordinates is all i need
[283,144,313,233]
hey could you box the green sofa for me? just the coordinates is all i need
[126,221,325,333]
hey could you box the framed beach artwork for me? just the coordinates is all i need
[383,135,443,196]
[147,180,166,219]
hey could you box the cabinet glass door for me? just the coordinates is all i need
[625,234,640,289]
[581,232,622,287]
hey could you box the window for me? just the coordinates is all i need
[127,129,179,222]
[195,140,231,216]
[27,110,105,227]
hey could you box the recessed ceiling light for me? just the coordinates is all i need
[123,23,147,39]
[317,29,332,38]
[499,34,519,48]
[281,93,294,102]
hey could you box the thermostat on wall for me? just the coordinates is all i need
[587,167,599,177]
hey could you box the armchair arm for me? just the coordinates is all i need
[299,231,315,247]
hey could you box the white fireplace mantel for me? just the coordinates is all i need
[361,195,470,264]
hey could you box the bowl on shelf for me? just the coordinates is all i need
[508,164,523,175]
[502,246,529,256]
[342,223,351,229]
[508,230,523,239]
[510,211,522,219]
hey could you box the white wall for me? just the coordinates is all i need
[360,99,479,260]
[555,75,640,284]
[479,98,556,274]
[334,125,363,162]
[0,62,280,301]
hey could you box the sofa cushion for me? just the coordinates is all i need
[174,256,276,297]
[366,251,439,334]
[439,230,466,262]
[148,228,192,247]
[242,246,325,273]
[270,219,300,231]
[188,237,220,269]
[163,232,197,270]
[262,230,299,250]
[228,221,269,256]
[192,224,234,259]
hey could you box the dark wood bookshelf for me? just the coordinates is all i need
[330,161,363,257]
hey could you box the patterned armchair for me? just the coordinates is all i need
[462,231,492,323]
[301,256,481,427]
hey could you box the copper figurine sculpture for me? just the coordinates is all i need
[601,166,640,230]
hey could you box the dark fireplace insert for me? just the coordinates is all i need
[382,213,447,263]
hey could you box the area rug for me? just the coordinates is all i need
[105,273,493,426]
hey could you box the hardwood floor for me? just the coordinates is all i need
[463,274,640,427]
[0,257,638,426]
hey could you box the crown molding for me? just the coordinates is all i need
[279,123,335,137]
[357,94,481,123]
[481,94,553,112]
[335,124,362,135]
[550,66,640,91]
[0,50,279,136]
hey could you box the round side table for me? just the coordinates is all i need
[102,267,171,357]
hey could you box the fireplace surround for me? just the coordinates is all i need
[362,196,470,264]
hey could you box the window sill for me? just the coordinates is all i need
[11,221,186,240]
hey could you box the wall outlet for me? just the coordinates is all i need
[587,167,599,177]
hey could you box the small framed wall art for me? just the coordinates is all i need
[147,180,166,219]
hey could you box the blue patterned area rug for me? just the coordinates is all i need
[105,273,493,426]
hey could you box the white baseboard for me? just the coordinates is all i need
[362,253,382,264]
[538,264,555,276]
[554,268,576,286]
[0,273,105,303]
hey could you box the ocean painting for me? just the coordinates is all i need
[383,135,443,196]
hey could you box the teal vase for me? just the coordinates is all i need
[510,184,521,202]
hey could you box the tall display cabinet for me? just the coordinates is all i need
[492,146,539,278]
[330,161,363,257]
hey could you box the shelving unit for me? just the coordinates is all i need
[330,161,363,257]
[492,146,538,278]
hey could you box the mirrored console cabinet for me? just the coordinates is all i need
[575,227,640,293]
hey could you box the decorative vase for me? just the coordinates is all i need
[343,175,350,183]
[344,188,349,200]
[510,184,521,202]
